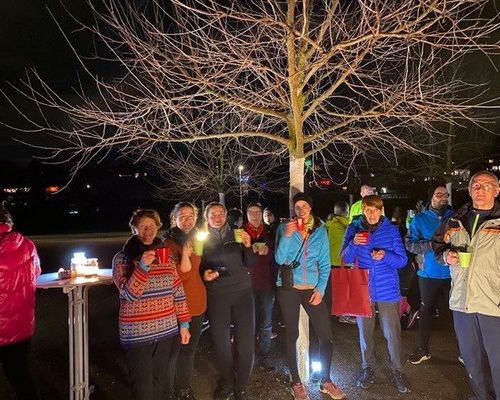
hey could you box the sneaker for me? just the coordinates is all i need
[233,389,249,400]
[291,382,310,400]
[271,331,278,339]
[391,370,411,394]
[356,367,376,389]
[214,380,233,400]
[405,309,420,329]
[319,380,346,399]
[408,348,431,365]
[339,315,357,324]
[177,387,198,400]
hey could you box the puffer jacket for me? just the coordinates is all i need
[0,223,41,346]
[275,217,330,296]
[342,217,407,302]
[432,202,500,317]
[406,205,454,279]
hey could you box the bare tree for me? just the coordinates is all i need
[3,0,500,380]
[145,139,287,203]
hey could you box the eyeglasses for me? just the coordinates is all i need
[470,183,499,192]
[433,192,449,198]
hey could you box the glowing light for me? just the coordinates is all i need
[196,231,208,241]
[311,361,322,373]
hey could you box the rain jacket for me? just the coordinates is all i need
[0,223,41,346]
[342,217,407,302]
[275,217,330,296]
[432,202,500,317]
[406,205,454,279]
[325,215,349,266]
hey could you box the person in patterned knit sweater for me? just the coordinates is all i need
[112,209,191,400]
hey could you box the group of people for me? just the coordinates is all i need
[0,170,498,400]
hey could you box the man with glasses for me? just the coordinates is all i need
[433,171,500,400]
[406,186,454,364]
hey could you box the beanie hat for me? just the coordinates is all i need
[293,192,313,208]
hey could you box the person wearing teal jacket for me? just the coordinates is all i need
[275,192,346,400]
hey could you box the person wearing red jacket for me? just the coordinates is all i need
[0,205,41,400]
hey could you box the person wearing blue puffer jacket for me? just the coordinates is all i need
[342,195,410,395]
[275,192,346,400]
[406,186,454,365]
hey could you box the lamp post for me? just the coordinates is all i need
[238,165,244,211]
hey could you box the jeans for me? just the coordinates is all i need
[417,277,450,352]
[254,288,275,354]
[0,338,40,400]
[453,311,500,400]
[356,301,403,371]
[124,336,177,400]
[277,288,333,383]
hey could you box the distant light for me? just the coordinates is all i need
[489,159,494,164]
[311,361,322,373]
[381,187,387,194]
[238,165,244,172]
[342,186,347,191]
[68,210,79,215]
[45,186,61,194]
[369,173,375,177]
[86,184,91,189]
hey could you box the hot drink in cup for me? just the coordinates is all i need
[234,229,244,243]
[296,218,305,231]
[357,230,370,245]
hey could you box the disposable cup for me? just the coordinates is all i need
[254,242,266,251]
[234,229,244,243]
[193,240,204,256]
[296,218,305,231]
[458,252,471,268]
[358,231,370,245]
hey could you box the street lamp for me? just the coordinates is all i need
[238,165,244,211]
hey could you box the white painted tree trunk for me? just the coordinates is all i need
[289,156,310,382]
[446,182,452,206]
[218,192,225,205]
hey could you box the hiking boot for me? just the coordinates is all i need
[234,389,249,400]
[291,382,310,400]
[214,380,233,400]
[405,309,420,329]
[408,348,431,365]
[356,367,376,389]
[391,370,411,394]
[177,387,198,400]
[319,380,346,399]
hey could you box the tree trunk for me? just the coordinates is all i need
[289,155,309,382]
[218,192,225,205]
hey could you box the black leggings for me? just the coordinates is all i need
[0,338,40,400]
[207,289,255,390]
[277,288,333,383]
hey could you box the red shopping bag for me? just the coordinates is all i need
[331,259,372,317]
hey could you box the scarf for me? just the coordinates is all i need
[361,215,384,233]
[243,222,265,240]
[122,235,165,261]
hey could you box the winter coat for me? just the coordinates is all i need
[200,223,254,295]
[275,217,330,296]
[406,205,454,279]
[432,202,500,317]
[342,217,407,302]
[0,223,41,346]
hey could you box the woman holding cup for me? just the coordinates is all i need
[200,202,256,400]
[163,202,206,400]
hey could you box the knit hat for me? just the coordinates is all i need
[246,202,263,211]
[293,192,313,208]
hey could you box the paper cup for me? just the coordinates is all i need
[458,252,471,268]
[193,240,204,256]
[254,242,266,251]
[358,231,370,244]
[296,218,304,231]
[234,229,244,243]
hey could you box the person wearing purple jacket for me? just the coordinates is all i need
[342,195,410,395]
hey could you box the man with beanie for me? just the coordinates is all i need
[275,192,346,400]
[407,186,454,364]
